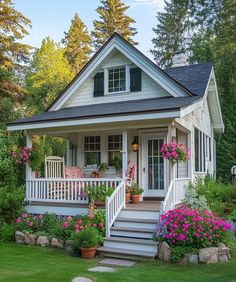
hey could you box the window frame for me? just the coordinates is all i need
[84,136,101,167]
[107,134,123,166]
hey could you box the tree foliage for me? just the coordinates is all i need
[92,0,137,50]
[25,37,74,113]
[62,13,92,73]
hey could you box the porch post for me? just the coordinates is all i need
[26,134,32,180]
[122,130,128,180]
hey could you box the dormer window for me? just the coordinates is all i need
[108,67,126,93]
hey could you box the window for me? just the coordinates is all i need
[195,128,211,172]
[108,135,122,166]
[108,67,126,93]
[194,128,199,171]
[84,136,101,166]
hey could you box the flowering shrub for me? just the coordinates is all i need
[15,203,105,239]
[160,142,190,163]
[12,146,43,170]
[154,208,232,248]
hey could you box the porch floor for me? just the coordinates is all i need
[126,201,161,211]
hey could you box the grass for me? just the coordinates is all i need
[0,242,236,282]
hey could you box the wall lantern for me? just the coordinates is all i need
[131,136,139,152]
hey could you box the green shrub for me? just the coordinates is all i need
[72,227,103,249]
[0,219,16,242]
[196,177,236,217]
[171,246,198,263]
[130,183,144,195]
[85,185,114,202]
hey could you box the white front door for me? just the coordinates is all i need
[142,133,166,197]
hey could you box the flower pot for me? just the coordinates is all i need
[95,199,105,206]
[131,194,140,204]
[126,193,131,204]
[80,247,97,259]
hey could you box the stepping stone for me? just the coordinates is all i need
[99,258,136,267]
[72,277,93,282]
[88,266,116,273]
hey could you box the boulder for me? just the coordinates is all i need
[158,242,171,261]
[25,234,37,246]
[199,247,218,264]
[218,246,230,262]
[180,254,198,264]
[65,240,74,253]
[15,231,25,244]
[51,238,60,248]
[37,236,50,247]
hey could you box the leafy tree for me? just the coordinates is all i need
[150,0,191,68]
[62,13,92,73]
[26,37,74,113]
[0,0,31,126]
[92,0,137,50]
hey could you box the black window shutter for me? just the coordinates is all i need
[94,72,104,97]
[130,68,142,92]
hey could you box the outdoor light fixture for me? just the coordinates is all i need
[131,136,139,152]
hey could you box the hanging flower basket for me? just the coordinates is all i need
[160,142,190,164]
[12,146,43,171]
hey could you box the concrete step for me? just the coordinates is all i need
[119,208,160,220]
[114,217,157,230]
[97,246,157,260]
[110,226,154,239]
[103,236,158,253]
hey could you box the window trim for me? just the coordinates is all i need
[104,65,130,95]
[84,136,101,167]
[107,134,123,166]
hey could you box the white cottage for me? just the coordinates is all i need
[8,33,224,258]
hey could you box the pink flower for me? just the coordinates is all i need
[77,219,83,224]
[80,225,84,230]
[28,221,33,227]
[93,223,97,227]
[67,216,73,222]
[89,212,95,219]
[38,214,43,219]
[63,222,70,229]
[22,213,28,219]
[16,217,22,223]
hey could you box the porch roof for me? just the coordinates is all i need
[8,96,200,129]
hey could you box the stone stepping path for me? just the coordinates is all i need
[72,277,93,282]
[88,266,116,273]
[98,258,136,267]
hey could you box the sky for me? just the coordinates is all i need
[13,0,165,59]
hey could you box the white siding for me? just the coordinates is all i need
[177,129,188,178]
[63,52,170,108]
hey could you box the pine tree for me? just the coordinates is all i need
[150,0,191,68]
[0,0,31,125]
[92,0,137,50]
[26,37,74,113]
[62,13,92,73]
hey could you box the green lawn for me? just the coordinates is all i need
[0,243,236,282]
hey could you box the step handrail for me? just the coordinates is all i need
[105,179,126,237]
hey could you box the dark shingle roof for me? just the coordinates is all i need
[165,63,213,96]
[9,96,200,125]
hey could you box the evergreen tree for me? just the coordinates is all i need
[92,0,137,50]
[150,0,191,68]
[0,0,31,126]
[26,37,74,113]
[62,13,92,73]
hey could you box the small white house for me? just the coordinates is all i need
[8,33,224,258]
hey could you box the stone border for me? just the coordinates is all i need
[158,241,231,264]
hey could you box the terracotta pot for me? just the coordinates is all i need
[80,247,97,259]
[131,194,140,204]
[126,193,131,204]
[95,199,105,206]
[35,171,41,178]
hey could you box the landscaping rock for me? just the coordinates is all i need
[65,240,74,253]
[72,277,92,282]
[37,236,50,247]
[51,238,64,249]
[88,266,116,273]
[180,254,198,264]
[25,234,37,246]
[199,247,218,264]
[218,246,230,262]
[158,241,171,261]
[15,231,25,244]
[99,258,136,267]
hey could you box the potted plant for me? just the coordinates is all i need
[85,185,114,206]
[98,162,108,177]
[130,183,144,204]
[72,227,103,259]
[125,185,131,204]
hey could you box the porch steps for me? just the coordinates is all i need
[98,207,159,260]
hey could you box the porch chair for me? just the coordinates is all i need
[45,156,65,178]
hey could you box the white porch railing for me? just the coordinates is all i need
[26,178,122,203]
[161,178,191,214]
[105,179,126,237]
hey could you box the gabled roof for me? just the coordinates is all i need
[47,32,195,111]
[165,63,213,96]
[9,96,200,126]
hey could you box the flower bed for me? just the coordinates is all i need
[154,207,233,263]
[15,203,105,255]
